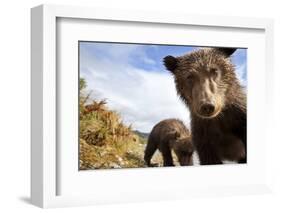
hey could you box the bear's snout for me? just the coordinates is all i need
[199,102,215,117]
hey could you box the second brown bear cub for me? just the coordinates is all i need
[144,119,194,167]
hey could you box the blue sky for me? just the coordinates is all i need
[80,42,247,132]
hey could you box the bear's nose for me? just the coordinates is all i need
[199,102,215,116]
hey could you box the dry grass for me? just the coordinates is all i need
[79,79,146,170]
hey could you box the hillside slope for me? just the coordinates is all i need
[79,79,148,169]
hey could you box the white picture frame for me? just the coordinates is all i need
[31,4,274,208]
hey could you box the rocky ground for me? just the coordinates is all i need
[80,136,201,170]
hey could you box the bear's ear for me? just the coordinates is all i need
[217,48,237,57]
[174,131,180,139]
[169,130,180,140]
[163,55,178,72]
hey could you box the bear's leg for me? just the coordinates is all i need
[162,148,175,167]
[197,144,222,165]
[238,157,246,164]
[219,134,246,163]
[144,141,158,167]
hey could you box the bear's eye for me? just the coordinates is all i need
[186,74,194,81]
[210,68,219,76]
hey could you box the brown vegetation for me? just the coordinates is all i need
[79,78,147,170]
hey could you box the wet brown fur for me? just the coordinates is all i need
[144,119,194,167]
[164,48,247,165]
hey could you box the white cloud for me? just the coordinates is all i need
[232,49,247,87]
[80,46,190,133]
[235,62,247,87]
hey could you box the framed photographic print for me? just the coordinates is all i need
[31,4,274,208]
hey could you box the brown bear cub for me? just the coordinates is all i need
[164,48,246,165]
[144,119,193,167]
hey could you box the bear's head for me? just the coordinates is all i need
[169,131,194,166]
[164,48,238,119]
